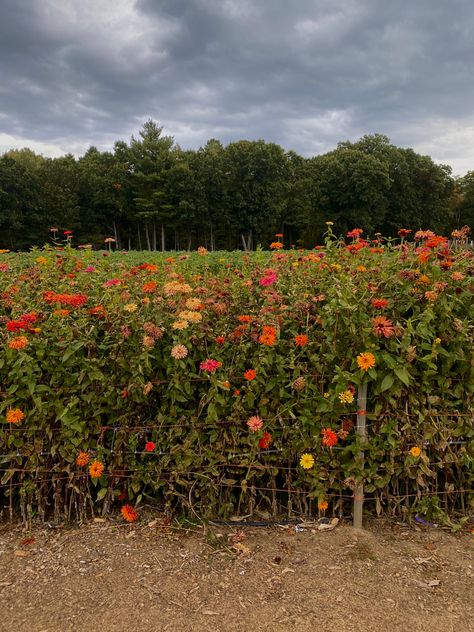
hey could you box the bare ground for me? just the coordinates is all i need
[0,516,473,632]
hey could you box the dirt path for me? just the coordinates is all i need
[0,517,473,632]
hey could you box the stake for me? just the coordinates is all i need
[353,381,367,529]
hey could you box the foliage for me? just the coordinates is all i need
[0,228,473,523]
[0,126,463,251]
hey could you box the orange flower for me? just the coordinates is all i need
[6,408,25,424]
[321,428,338,447]
[121,504,138,522]
[371,298,388,309]
[244,369,257,381]
[142,281,157,293]
[89,460,105,479]
[318,500,329,511]
[294,334,308,347]
[237,315,252,323]
[8,336,28,350]
[258,332,276,346]
[76,451,90,467]
[357,352,376,372]
[410,447,421,458]
[270,241,284,250]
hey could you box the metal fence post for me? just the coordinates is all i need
[353,381,367,529]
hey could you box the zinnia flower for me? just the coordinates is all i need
[199,359,222,373]
[300,453,315,469]
[258,431,273,449]
[121,504,138,523]
[338,390,354,404]
[172,320,189,330]
[410,447,421,458]
[244,369,257,381]
[171,344,188,359]
[294,334,308,347]
[76,451,90,467]
[371,316,395,338]
[371,298,389,309]
[124,303,138,312]
[145,441,156,452]
[8,336,28,350]
[269,241,284,250]
[321,428,338,447]
[6,408,25,424]
[89,460,105,479]
[247,415,263,432]
[357,352,376,372]
[318,500,329,511]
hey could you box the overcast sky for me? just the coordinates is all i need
[1,0,473,175]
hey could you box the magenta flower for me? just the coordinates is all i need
[199,359,222,373]
[84,265,96,272]
[103,278,121,287]
[258,268,277,286]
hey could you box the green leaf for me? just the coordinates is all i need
[380,374,394,392]
[394,367,410,386]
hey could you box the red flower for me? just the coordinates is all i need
[215,335,226,344]
[371,298,389,309]
[244,369,257,381]
[258,431,273,449]
[398,229,412,238]
[145,441,155,452]
[199,359,222,373]
[321,428,338,447]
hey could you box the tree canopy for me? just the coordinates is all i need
[0,123,468,250]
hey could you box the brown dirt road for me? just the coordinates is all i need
[0,518,473,632]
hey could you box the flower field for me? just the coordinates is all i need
[0,227,473,526]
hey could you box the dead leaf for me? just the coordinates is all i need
[93,518,106,523]
[233,542,252,556]
[14,550,30,557]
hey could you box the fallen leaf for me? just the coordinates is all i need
[233,543,252,556]
[14,550,30,557]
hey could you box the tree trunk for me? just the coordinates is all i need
[152,222,157,251]
[128,238,131,251]
[161,224,166,251]
[144,224,151,251]
[210,223,214,251]
[137,224,142,251]
[187,232,192,251]
[113,220,121,250]
[240,233,248,251]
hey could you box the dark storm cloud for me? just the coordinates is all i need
[0,0,473,173]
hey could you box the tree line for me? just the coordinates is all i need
[0,121,473,251]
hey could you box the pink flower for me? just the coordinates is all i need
[247,415,263,432]
[199,359,222,373]
[85,265,96,272]
[145,441,155,452]
[103,278,121,287]
[258,269,278,286]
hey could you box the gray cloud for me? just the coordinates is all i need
[0,0,473,174]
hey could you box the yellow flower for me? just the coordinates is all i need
[434,338,441,345]
[172,320,189,330]
[300,453,315,469]
[323,392,330,399]
[338,390,354,404]
[36,256,49,265]
[124,303,138,312]
[410,447,421,458]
